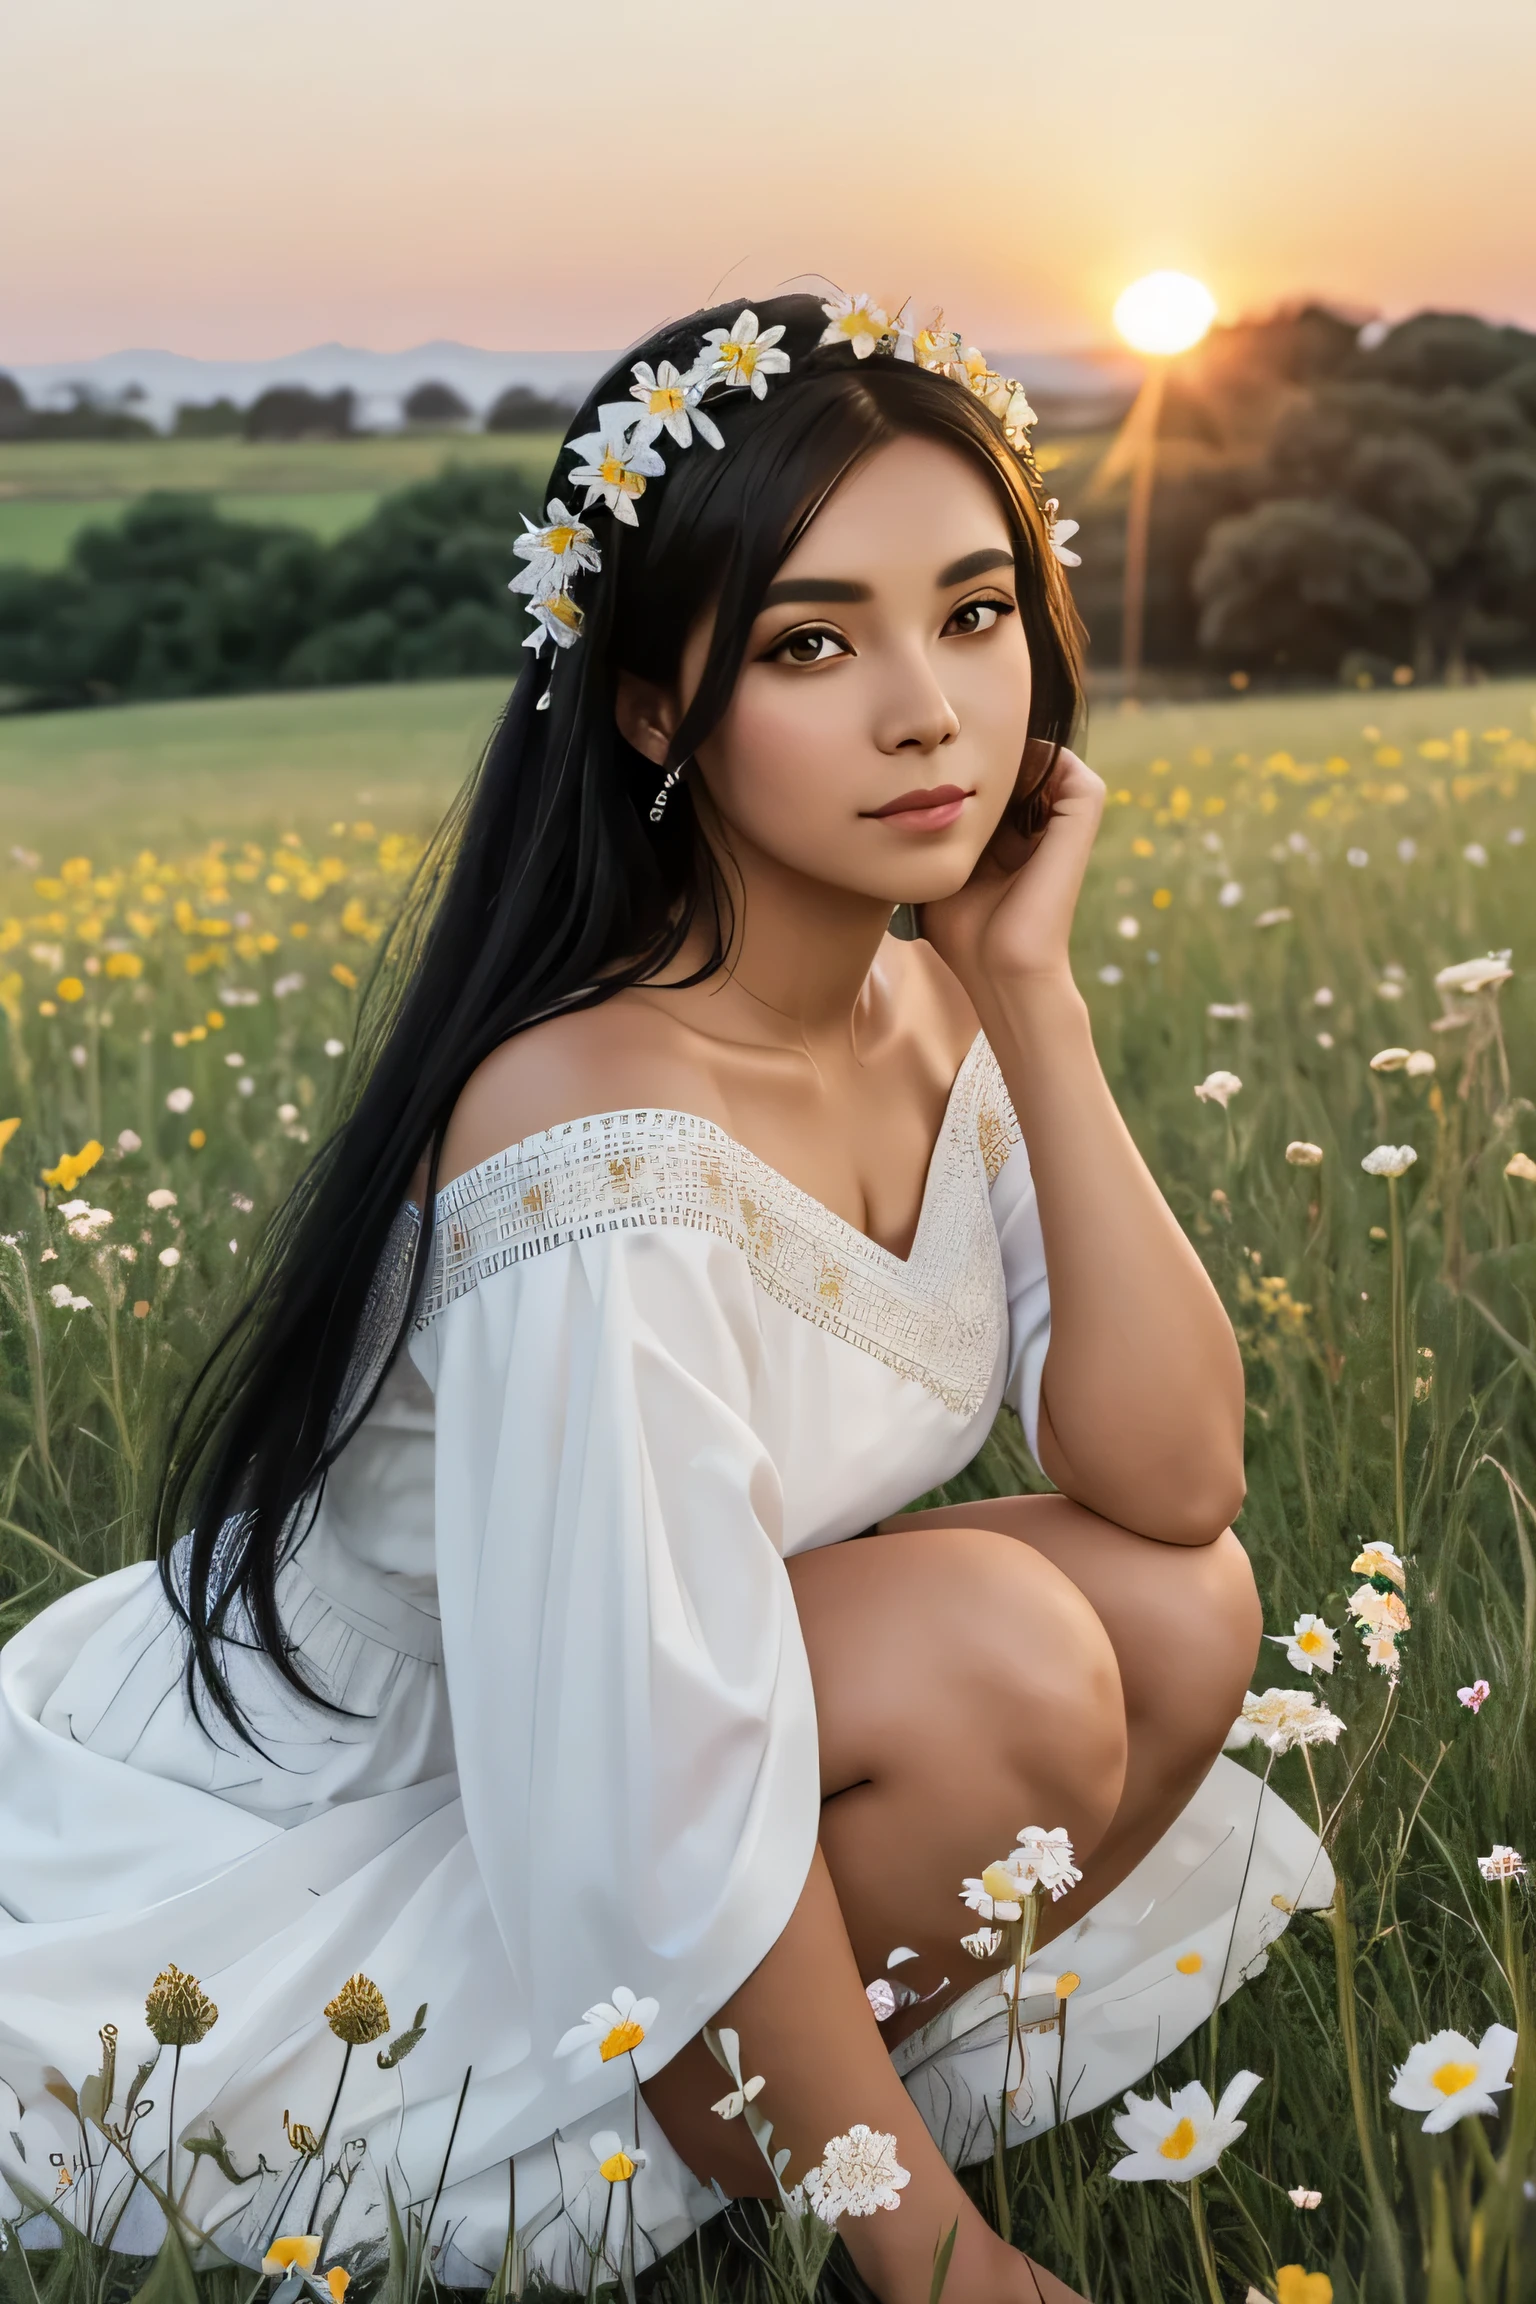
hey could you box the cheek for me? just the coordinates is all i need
[700,673,863,837]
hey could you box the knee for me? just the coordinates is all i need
[1128,1528,1262,1780]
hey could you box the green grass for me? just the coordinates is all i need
[1,680,1535,2302]
[0,490,399,568]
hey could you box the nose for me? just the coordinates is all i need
[873,642,961,755]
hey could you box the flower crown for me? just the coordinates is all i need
[509,290,1080,684]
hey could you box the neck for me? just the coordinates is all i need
[670,812,896,1054]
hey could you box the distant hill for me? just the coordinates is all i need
[2,339,1139,435]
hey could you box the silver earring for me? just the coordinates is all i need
[648,762,686,823]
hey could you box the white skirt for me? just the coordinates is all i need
[0,1560,1332,2291]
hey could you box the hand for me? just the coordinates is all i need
[919,740,1104,1001]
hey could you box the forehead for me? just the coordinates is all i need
[781,431,1012,573]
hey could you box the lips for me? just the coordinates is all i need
[863,784,973,829]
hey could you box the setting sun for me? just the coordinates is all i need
[1113,271,1218,356]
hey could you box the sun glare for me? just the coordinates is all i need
[1113,271,1218,356]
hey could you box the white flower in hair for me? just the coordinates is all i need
[564,421,667,526]
[508,500,601,601]
[521,588,585,654]
[694,310,791,399]
[1044,498,1081,568]
[628,358,723,451]
[819,291,893,360]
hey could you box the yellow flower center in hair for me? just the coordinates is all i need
[1431,2060,1478,2097]
[545,593,581,631]
[599,2148,637,2182]
[1158,2117,1199,2161]
[600,2019,646,2061]
[544,526,579,555]
[648,386,684,416]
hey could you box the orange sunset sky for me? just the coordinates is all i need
[6,0,1534,362]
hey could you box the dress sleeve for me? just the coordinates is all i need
[408,1226,820,2141]
[990,1120,1053,1469]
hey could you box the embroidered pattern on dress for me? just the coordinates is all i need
[416,1035,1024,1417]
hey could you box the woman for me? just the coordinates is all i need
[0,291,1329,2304]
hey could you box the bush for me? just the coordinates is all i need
[174,398,246,438]
[402,380,471,426]
[485,382,574,432]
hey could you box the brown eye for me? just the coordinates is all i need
[947,599,1013,636]
[774,628,846,665]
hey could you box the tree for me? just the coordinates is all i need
[485,382,575,432]
[402,380,471,426]
[243,386,355,441]
[0,374,28,438]
[1193,499,1429,675]
[174,398,246,438]
[1361,312,1536,394]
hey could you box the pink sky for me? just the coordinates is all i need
[6,0,1535,362]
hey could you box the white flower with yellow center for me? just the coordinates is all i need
[590,2130,646,2182]
[803,2124,910,2221]
[555,1985,660,2071]
[1267,1613,1338,1676]
[1238,1687,1346,1754]
[627,359,723,451]
[1043,499,1081,568]
[1388,2023,1516,2132]
[509,499,601,601]
[521,588,585,656]
[695,310,791,399]
[1351,1540,1406,1588]
[1348,1585,1410,1638]
[960,1857,1031,1923]
[818,292,893,360]
[564,423,667,527]
[1109,2070,1262,2182]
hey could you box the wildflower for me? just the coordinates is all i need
[1285,1142,1324,1167]
[165,1087,193,1114]
[47,1284,93,1311]
[522,588,586,654]
[1117,915,1140,939]
[145,1963,219,2046]
[1405,1050,1436,1076]
[510,498,603,593]
[1267,1614,1338,1675]
[1434,954,1512,996]
[817,292,892,359]
[1098,964,1123,985]
[324,1973,390,2045]
[323,1039,345,1059]
[591,2131,643,2183]
[117,1128,142,1152]
[1109,2070,1262,2182]
[1478,1845,1526,1882]
[274,972,305,998]
[1351,1541,1406,1588]
[1287,2187,1323,2209]
[57,976,85,1002]
[158,1246,181,1268]
[1194,1070,1243,1108]
[696,308,792,395]
[865,1979,897,2020]
[1361,1144,1416,1177]
[147,1187,178,1210]
[1255,907,1293,927]
[1369,1047,1411,1071]
[961,1927,1003,1960]
[1013,1824,1082,1901]
[1506,1152,1536,1182]
[1275,2272,1333,2304]
[1348,1586,1410,1638]
[1363,1632,1400,1673]
[960,1859,1030,1923]
[1458,1679,1491,1712]
[60,1200,112,1241]
[1207,1002,1252,1021]
[326,2273,350,2304]
[261,2236,321,2276]
[803,2124,910,2222]
[1389,2023,1517,2132]
[41,1139,104,1192]
[627,360,723,450]
[1238,1688,1345,1754]
[564,424,667,527]
[555,1985,659,2067]
[0,1117,19,1161]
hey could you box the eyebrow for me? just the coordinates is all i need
[758,546,1015,612]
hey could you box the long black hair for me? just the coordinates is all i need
[156,290,1086,1741]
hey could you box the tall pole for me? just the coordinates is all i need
[1120,360,1167,699]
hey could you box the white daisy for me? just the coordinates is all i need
[1044,499,1081,568]
[564,424,667,526]
[521,589,585,656]
[959,1857,1030,1923]
[1238,1687,1346,1754]
[803,2124,910,2222]
[1389,2023,1516,2132]
[627,359,723,451]
[818,291,892,360]
[1361,1143,1417,1177]
[508,499,601,600]
[1266,1613,1338,1676]
[590,2130,645,2182]
[694,310,791,399]
[1109,2071,1262,2182]
[554,1985,659,2070]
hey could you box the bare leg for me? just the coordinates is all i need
[887,1497,1263,1949]
[645,1525,1127,2304]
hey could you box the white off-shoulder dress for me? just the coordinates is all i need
[0,1036,1331,2286]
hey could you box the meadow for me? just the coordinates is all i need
[0,674,1533,2304]
[0,434,564,568]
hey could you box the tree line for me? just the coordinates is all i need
[0,377,575,443]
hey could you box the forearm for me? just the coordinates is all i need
[978,972,1245,1544]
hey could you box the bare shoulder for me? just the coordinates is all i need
[437,998,720,1189]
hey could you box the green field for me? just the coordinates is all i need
[0,432,565,567]
[1,677,1534,2301]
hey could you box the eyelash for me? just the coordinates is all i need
[767,595,1017,665]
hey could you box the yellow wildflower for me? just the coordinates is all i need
[42,1140,104,1192]
[144,1963,219,2046]
[57,977,85,1003]
[104,951,143,979]
[261,2235,321,2276]
[0,1118,19,1161]
[324,1972,391,2046]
